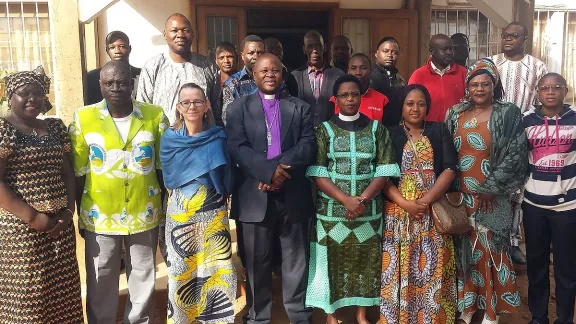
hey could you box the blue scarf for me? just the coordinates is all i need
[160,124,231,197]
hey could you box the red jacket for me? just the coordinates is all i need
[408,57,467,122]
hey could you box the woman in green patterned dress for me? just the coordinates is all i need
[445,59,528,324]
[306,74,400,324]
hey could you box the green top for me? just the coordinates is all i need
[69,99,168,235]
[306,119,400,220]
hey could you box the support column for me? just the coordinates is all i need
[516,0,535,55]
[416,0,432,66]
[49,0,84,123]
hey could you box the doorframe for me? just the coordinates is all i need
[333,9,419,76]
[196,6,247,55]
[190,0,339,52]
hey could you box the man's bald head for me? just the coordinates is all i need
[303,30,326,69]
[304,30,324,44]
[164,13,193,57]
[254,54,283,94]
[429,34,452,48]
[101,60,131,79]
[255,53,282,70]
[264,37,284,61]
[429,34,454,69]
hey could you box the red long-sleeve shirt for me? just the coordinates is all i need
[408,57,467,122]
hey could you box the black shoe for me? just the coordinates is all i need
[510,246,527,265]
[529,318,549,324]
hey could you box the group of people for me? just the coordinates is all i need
[0,11,573,324]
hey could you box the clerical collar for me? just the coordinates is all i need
[338,113,360,121]
[258,90,280,101]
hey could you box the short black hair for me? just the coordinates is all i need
[332,74,362,97]
[467,70,505,101]
[506,21,529,37]
[538,72,568,87]
[376,37,399,50]
[165,13,191,28]
[105,31,130,47]
[399,84,432,115]
[241,35,263,53]
[332,35,352,46]
[451,33,469,43]
[215,41,237,56]
[350,53,371,68]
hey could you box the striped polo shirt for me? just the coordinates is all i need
[523,104,576,211]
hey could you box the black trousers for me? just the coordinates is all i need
[240,195,313,324]
[523,202,576,324]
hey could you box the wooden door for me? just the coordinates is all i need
[196,6,247,57]
[333,9,418,80]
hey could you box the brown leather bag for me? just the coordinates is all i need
[406,135,471,235]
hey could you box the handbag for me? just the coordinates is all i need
[405,133,471,235]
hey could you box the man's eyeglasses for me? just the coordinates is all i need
[536,85,567,92]
[501,32,522,40]
[178,100,205,108]
[335,92,361,99]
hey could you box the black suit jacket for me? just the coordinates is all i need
[226,92,316,223]
[387,122,457,186]
[288,66,345,126]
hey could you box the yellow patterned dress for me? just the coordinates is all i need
[166,185,236,324]
[380,136,457,324]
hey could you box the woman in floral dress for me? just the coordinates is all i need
[445,59,528,324]
[381,84,458,323]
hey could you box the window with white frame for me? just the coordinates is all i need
[0,1,54,115]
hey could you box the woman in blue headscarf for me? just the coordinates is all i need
[160,83,236,324]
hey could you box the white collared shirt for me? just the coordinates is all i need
[430,61,451,76]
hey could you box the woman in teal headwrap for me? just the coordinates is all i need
[160,83,236,324]
[445,58,528,324]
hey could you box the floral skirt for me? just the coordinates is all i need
[457,225,519,324]
[166,187,237,324]
[380,201,457,324]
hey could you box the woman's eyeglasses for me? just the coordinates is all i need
[178,100,205,109]
[536,85,567,92]
[335,92,361,99]
[14,91,46,100]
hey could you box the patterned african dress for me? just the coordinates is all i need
[305,115,400,314]
[454,116,519,324]
[380,136,457,324]
[0,118,84,323]
[166,185,236,324]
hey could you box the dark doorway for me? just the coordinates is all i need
[246,8,330,71]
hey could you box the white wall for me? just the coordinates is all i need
[432,0,514,27]
[536,0,576,10]
[96,0,406,67]
[97,0,188,68]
